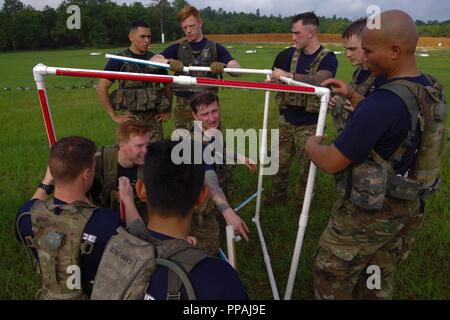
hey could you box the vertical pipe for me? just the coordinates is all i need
[252,74,280,300]
[284,91,330,300]
[33,65,56,146]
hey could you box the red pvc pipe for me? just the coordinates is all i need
[55,69,174,84]
[53,68,316,93]
[197,77,316,93]
[37,89,56,146]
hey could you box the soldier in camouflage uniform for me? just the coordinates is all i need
[266,12,338,214]
[96,21,172,142]
[183,90,255,255]
[306,11,447,299]
[89,119,151,223]
[151,5,241,131]
[331,18,378,131]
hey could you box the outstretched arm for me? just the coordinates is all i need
[204,170,250,241]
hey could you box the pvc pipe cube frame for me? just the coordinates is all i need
[32,63,330,300]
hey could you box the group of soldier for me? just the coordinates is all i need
[14,4,447,300]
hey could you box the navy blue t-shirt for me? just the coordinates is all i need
[15,198,123,297]
[145,229,248,300]
[103,48,167,82]
[161,37,233,65]
[272,47,294,70]
[335,74,431,174]
[278,46,338,125]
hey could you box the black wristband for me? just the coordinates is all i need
[38,182,54,195]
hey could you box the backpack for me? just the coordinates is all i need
[91,220,209,300]
[21,199,97,299]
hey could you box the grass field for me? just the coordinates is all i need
[0,43,448,300]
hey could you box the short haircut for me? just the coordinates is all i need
[342,18,368,40]
[49,136,96,183]
[129,21,150,32]
[292,12,319,27]
[116,119,150,143]
[144,140,205,218]
[178,5,201,23]
[189,90,220,114]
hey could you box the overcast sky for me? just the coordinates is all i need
[2,0,449,21]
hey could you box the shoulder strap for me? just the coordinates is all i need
[350,66,363,85]
[16,210,37,270]
[102,145,119,191]
[204,39,218,60]
[309,47,330,74]
[372,80,422,171]
[289,48,301,73]
[156,239,209,300]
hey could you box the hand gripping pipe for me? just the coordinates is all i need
[225,189,264,269]
[105,54,273,76]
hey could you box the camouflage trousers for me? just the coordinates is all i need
[312,196,424,300]
[190,197,220,256]
[271,115,317,201]
[174,96,194,131]
[124,111,164,142]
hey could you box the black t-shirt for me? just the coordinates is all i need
[118,164,138,187]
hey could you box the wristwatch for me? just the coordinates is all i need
[38,182,54,195]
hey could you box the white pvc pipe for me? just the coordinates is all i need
[252,74,280,300]
[226,225,237,269]
[284,90,330,300]
[280,76,317,89]
[105,54,272,75]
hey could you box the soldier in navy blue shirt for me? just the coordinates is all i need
[96,21,172,142]
[151,5,241,130]
[265,12,338,215]
[119,140,249,299]
[306,11,435,299]
[330,18,386,130]
[15,137,123,298]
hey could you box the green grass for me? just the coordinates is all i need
[0,44,448,300]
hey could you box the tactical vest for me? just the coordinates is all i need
[91,220,209,300]
[109,50,170,113]
[276,47,330,113]
[24,199,97,300]
[93,145,147,223]
[336,75,448,210]
[173,39,219,94]
[332,67,377,131]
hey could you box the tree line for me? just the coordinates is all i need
[1,0,449,51]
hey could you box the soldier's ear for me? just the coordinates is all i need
[196,185,208,205]
[136,179,148,203]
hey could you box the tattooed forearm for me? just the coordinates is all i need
[294,70,333,86]
[204,170,231,214]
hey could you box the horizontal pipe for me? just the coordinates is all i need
[105,54,272,75]
[37,65,317,94]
